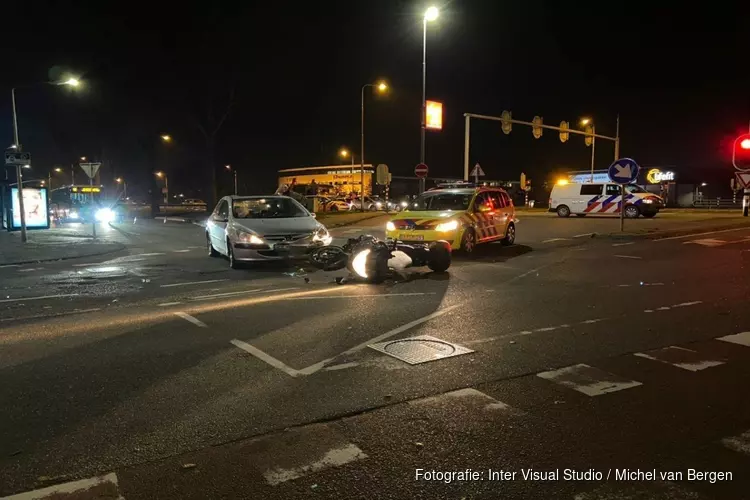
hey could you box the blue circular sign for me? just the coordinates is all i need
[607,158,640,185]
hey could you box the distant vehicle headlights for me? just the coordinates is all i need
[375,202,383,209]
[386,221,396,231]
[400,201,408,207]
[435,219,459,232]
[68,211,79,219]
[236,231,265,245]
[95,208,115,223]
[313,226,332,245]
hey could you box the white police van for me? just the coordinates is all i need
[549,181,664,218]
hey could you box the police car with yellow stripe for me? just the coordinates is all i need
[385,183,516,254]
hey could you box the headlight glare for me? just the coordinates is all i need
[351,249,370,278]
[435,220,459,232]
[386,221,396,231]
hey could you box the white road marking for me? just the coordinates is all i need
[618,284,631,287]
[0,293,79,304]
[722,430,750,455]
[174,311,207,327]
[231,339,302,377]
[0,472,123,500]
[173,249,191,253]
[614,254,642,259]
[535,326,559,332]
[17,267,43,272]
[297,304,461,376]
[187,245,204,249]
[672,300,702,308]
[71,262,99,267]
[129,268,147,277]
[324,362,360,371]
[263,443,367,486]
[191,288,265,300]
[412,388,515,413]
[158,302,182,307]
[282,292,435,301]
[573,233,594,238]
[717,331,750,347]
[685,238,727,247]
[160,279,228,288]
[656,306,671,311]
[612,242,635,247]
[581,318,604,324]
[542,238,570,243]
[131,252,166,257]
[537,363,642,397]
[0,308,101,323]
[656,226,750,241]
[644,309,654,313]
[634,346,725,371]
[0,264,20,268]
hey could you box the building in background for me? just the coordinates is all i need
[278,165,374,196]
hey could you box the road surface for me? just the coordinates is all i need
[2,215,750,499]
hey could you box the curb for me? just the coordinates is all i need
[594,222,750,241]
[0,242,126,266]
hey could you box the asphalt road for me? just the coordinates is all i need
[2,215,750,499]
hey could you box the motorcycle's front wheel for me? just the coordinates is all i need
[309,246,349,271]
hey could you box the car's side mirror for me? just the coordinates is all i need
[311,212,317,218]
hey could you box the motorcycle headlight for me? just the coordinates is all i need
[237,231,265,245]
[313,226,332,245]
[351,249,370,278]
[95,208,115,223]
[386,221,396,231]
[435,220,459,232]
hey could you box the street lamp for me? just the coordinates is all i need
[360,80,389,212]
[161,134,172,143]
[155,171,169,204]
[10,76,82,242]
[225,164,237,195]
[115,177,127,199]
[420,6,439,194]
[580,117,596,182]
[80,156,87,161]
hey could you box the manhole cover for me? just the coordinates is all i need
[368,335,474,365]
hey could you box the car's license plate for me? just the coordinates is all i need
[400,234,423,241]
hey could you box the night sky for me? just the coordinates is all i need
[2,1,748,201]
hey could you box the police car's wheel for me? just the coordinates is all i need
[624,205,640,219]
[207,234,219,257]
[501,222,515,246]
[460,228,476,254]
[330,205,338,212]
[557,205,571,218]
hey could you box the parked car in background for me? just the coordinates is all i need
[182,198,206,206]
[305,195,350,212]
[348,196,383,211]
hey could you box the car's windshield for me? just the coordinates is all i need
[409,192,472,211]
[625,185,647,194]
[232,198,308,218]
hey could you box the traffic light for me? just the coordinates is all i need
[559,121,569,143]
[532,116,543,139]
[734,133,750,171]
[501,110,512,135]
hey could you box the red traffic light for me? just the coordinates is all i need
[733,133,750,171]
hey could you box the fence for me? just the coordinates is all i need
[692,198,743,210]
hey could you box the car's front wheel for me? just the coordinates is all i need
[501,222,516,246]
[556,205,571,217]
[624,205,640,219]
[227,240,242,269]
[330,205,338,212]
[207,234,219,257]
[460,228,477,255]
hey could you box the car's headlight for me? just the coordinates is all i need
[435,220,459,232]
[95,208,115,223]
[642,198,653,204]
[313,226,332,245]
[237,231,265,245]
[386,221,396,231]
[376,202,383,208]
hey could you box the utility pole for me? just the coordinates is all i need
[11,88,27,242]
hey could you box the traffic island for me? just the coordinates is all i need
[0,230,125,266]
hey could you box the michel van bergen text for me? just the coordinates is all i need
[415,468,733,484]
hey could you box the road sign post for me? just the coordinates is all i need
[80,162,101,237]
[470,163,485,184]
[607,158,640,232]
[5,152,32,242]
[415,163,428,178]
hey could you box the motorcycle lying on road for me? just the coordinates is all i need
[308,235,452,283]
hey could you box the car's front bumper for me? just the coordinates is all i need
[386,229,462,250]
[232,241,329,261]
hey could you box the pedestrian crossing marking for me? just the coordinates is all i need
[685,238,727,247]
[537,363,642,397]
[717,331,750,347]
[634,346,725,371]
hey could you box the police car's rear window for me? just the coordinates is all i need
[410,193,472,211]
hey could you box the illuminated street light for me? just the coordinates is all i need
[580,118,591,126]
[579,118,595,181]
[376,81,388,93]
[360,80,390,210]
[425,6,439,21]
[155,171,169,204]
[62,78,80,87]
[161,134,172,143]
[225,165,238,195]
[115,177,127,198]
[419,6,439,193]
[80,156,87,161]
[54,167,62,173]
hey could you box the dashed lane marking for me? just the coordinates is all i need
[537,363,642,397]
[174,311,207,328]
[685,238,727,247]
[17,267,44,272]
[0,472,124,500]
[614,254,642,259]
[634,346,725,371]
[0,264,20,268]
[160,279,228,288]
[573,233,595,238]
[717,331,750,347]
[0,293,79,304]
[464,318,605,346]
[131,252,166,257]
[158,302,182,307]
[173,249,191,253]
[542,238,570,243]
[187,245,204,249]
[612,242,635,247]
[191,287,299,301]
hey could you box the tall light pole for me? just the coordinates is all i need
[420,5,439,194]
[11,77,80,242]
[115,177,127,199]
[360,81,388,212]
[225,165,237,195]
[155,171,168,204]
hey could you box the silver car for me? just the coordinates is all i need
[206,195,332,268]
